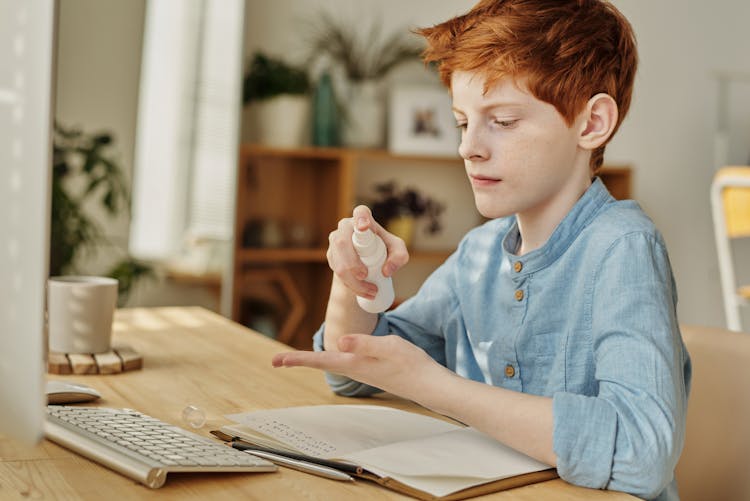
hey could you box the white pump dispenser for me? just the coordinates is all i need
[352,227,395,313]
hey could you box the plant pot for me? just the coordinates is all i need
[386,215,416,249]
[253,95,310,148]
[342,80,385,148]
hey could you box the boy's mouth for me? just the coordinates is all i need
[469,174,501,187]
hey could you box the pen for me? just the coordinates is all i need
[234,445,354,482]
[229,440,362,474]
[210,429,362,474]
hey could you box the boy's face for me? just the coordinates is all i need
[451,71,590,221]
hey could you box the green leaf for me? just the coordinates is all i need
[243,52,310,104]
[51,121,137,279]
[304,12,423,82]
[107,258,156,306]
[84,175,105,196]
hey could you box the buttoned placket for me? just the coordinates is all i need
[501,255,525,390]
[511,257,526,306]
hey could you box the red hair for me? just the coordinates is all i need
[416,0,637,172]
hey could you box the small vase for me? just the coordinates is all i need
[342,80,385,148]
[386,215,415,249]
[254,95,310,148]
[312,72,340,147]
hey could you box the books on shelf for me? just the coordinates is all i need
[217,404,556,500]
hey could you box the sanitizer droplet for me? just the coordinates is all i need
[181,405,206,429]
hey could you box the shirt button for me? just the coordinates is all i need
[505,364,516,378]
[514,289,524,301]
[514,261,523,272]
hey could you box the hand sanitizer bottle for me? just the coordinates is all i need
[352,228,395,313]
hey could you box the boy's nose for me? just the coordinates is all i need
[458,127,489,161]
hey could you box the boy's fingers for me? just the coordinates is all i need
[352,205,394,244]
[381,237,409,277]
[352,205,373,231]
[338,334,400,358]
[349,205,408,277]
[272,350,358,373]
[329,217,371,286]
[386,246,409,269]
[344,278,377,299]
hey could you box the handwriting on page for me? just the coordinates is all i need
[226,405,463,459]
[252,419,338,456]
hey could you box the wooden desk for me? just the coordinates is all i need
[1,307,636,500]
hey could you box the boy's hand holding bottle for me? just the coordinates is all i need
[327,205,409,312]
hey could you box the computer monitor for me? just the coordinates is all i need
[0,0,56,443]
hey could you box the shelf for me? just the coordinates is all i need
[236,247,452,264]
[237,248,328,263]
[241,143,462,165]
[409,250,453,262]
[599,165,631,175]
[350,149,462,164]
[597,164,632,201]
[164,268,223,312]
[241,143,347,161]
[242,144,632,179]
[165,268,223,287]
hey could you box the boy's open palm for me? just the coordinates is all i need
[272,334,453,401]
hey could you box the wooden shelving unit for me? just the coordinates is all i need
[597,165,632,201]
[237,248,328,263]
[232,144,632,349]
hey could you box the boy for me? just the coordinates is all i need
[272,1,691,499]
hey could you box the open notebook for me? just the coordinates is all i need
[217,404,556,500]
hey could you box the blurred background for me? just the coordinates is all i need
[54,0,750,347]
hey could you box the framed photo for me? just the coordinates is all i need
[388,85,460,157]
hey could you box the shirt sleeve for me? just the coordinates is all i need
[552,232,691,500]
[312,249,463,397]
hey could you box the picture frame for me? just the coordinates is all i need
[388,85,460,157]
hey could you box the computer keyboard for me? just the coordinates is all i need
[45,405,276,488]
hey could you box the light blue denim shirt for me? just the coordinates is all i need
[313,178,691,500]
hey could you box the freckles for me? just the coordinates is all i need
[509,138,534,163]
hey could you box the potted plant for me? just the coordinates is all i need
[52,122,154,305]
[368,180,445,248]
[306,13,424,148]
[243,52,311,148]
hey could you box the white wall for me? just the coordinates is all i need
[243,0,472,66]
[55,0,218,311]
[245,0,750,328]
[55,0,145,254]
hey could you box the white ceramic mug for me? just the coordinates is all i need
[47,276,118,354]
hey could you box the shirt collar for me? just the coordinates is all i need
[502,177,613,274]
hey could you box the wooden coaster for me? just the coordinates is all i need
[47,344,143,375]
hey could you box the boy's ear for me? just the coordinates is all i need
[577,93,618,150]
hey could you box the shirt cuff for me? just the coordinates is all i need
[553,391,618,489]
[312,314,391,351]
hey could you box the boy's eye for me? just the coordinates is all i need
[455,122,467,130]
[494,119,519,128]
